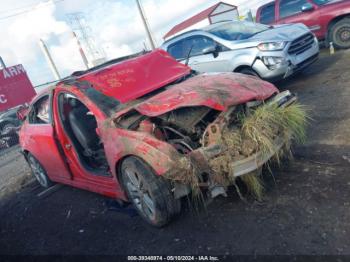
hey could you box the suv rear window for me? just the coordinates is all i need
[259,3,275,24]
[279,0,308,18]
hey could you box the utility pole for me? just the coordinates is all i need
[72,31,89,69]
[135,0,156,50]
[39,39,61,80]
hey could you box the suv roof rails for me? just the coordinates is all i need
[163,29,203,44]
[210,19,236,24]
[163,20,241,44]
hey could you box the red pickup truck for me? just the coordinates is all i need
[256,0,350,49]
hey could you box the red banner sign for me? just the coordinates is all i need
[0,64,36,112]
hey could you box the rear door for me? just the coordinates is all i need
[22,93,71,182]
[52,88,119,198]
[277,0,321,35]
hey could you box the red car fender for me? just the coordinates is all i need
[100,123,183,179]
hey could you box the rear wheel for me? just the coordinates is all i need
[330,18,350,49]
[120,157,181,227]
[27,153,53,188]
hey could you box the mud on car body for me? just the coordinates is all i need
[19,50,305,227]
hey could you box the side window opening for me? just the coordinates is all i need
[58,93,109,174]
[28,95,51,124]
[260,3,276,24]
[189,36,215,56]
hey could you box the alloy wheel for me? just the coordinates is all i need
[28,156,48,187]
[124,167,156,221]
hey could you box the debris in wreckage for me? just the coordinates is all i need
[165,102,309,201]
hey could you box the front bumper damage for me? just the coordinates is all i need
[252,37,319,81]
[230,135,286,178]
[170,91,296,199]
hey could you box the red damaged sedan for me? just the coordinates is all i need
[19,50,305,226]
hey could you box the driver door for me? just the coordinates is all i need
[278,0,321,37]
[52,89,119,197]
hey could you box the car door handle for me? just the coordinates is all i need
[191,61,199,65]
[65,144,72,150]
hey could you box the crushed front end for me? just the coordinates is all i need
[112,72,307,201]
[160,90,305,200]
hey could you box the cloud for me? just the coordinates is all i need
[0,0,271,86]
[102,43,134,59]
[89,0,220,53]
[0,0,84,85]
[50,32,86,76]
[85,0,267,58]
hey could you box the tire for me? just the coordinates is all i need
[239,68,260,78]
[27,153,53,188]
[120,156,181,227]
[329,18,350,49]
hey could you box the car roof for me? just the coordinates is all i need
[67,51,148,78]
[202,20,239,31]
[59,49,191,104]
[162,20,247,45]
[162,29,203,45]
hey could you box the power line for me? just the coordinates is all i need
[0,0,50,14]
[34,79,59,88]
[67,12,105,65]
[0,0,64,21]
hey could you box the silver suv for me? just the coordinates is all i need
[161,21,319,81]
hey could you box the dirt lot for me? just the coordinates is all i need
[0,147,31,199]
[1,50,350,256]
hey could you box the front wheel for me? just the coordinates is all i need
[27,153,53,188]
[120,157,181,227]
[238,68,260,78]
[330,18,350,49]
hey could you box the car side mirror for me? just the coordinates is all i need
[17,105,29,121]
[301,3,314,12]
[202,45,220,58]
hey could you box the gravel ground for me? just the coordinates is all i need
[0,49,350,256]
[0,146,31,199]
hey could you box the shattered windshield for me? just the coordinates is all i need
[208,21,270,41]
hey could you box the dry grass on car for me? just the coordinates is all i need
[167,103,309,201]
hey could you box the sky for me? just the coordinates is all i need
[0,0,270,87]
